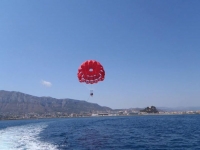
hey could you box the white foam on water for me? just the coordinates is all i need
[0,123,58,150]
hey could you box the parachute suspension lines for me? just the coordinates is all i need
[82,83,95,97]
[83,83,92,91]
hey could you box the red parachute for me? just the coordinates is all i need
[77,60,105,84]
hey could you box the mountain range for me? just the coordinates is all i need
[0,90,111,115]
[0,90,199,116]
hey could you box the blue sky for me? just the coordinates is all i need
[0,0,200,109]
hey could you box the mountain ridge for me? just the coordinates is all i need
[0,90,112,115]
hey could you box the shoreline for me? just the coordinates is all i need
[0,113,199,121]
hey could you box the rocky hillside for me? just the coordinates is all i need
[0,90,112,115]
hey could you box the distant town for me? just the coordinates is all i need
[1,106,200,121]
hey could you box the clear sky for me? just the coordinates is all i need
[0,0,200,109]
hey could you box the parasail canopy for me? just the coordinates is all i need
[77,60,105,84]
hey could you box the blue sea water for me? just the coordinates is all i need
[0,115,200,150]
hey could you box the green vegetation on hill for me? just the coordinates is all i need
[140,106,159,113]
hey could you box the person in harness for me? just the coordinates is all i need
[90,90,93,96]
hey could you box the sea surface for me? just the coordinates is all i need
[0,115,200,150]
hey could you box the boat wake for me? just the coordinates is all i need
[0,122,57,150]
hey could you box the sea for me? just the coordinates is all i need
[0,115,200,150]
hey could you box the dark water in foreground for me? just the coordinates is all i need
[0,115,200,150]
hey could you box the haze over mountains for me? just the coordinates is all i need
[0,90,111,115]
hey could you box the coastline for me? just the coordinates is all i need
[0,113,199,121]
